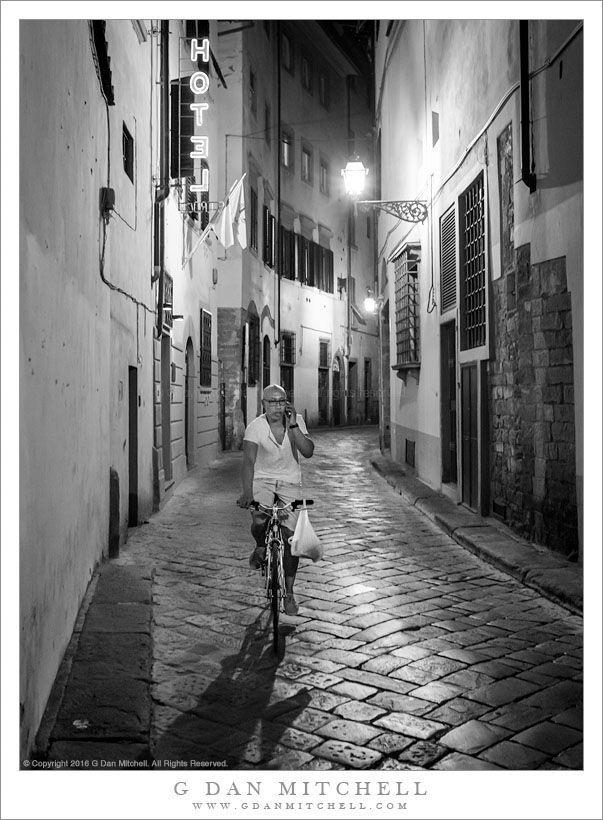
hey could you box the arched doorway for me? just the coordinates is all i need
[185,338,195,468]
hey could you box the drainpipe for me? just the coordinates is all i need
[154,20,170,336]
[519,20,537,193]
[275,22,282,352]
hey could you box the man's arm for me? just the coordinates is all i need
[236,440,258,507]
[289,414,314,458]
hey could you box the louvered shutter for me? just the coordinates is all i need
[440,207,457,314]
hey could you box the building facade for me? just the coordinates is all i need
[212,20,378,448]
[374,20,583,559]
[153,20,221,509]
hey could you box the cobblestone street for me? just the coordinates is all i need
[113,427,584,772]
[43,427,584,773]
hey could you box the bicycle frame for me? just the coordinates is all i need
[250,496,312,653]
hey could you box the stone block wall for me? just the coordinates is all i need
[489,245,578,558]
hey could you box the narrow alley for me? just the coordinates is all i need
[41,428,583,773]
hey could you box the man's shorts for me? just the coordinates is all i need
[252,478,303,533]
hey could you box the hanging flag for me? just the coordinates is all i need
[211,175,246,249]
[234,182,246,249]
[182,174,246,266]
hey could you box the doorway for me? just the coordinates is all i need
[461,364,478,509]
[128,366,138,526]
[161,334,172,482]
[347,360,357,424]
[185,338,195,469]
[332,356,342,426]
[441,321,458,485]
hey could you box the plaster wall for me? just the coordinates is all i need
[19,20,155,756]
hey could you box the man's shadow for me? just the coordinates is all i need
[153,607,311,769]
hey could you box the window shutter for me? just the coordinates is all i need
[440,207,456,313]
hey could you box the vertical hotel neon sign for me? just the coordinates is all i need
[188,37,210,196]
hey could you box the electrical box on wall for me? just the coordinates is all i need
[100,187,115,217]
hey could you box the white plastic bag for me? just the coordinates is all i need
[290,507,323,562]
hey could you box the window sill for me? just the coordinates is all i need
[392,362,421,382]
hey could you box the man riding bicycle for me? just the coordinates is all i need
[236,384,315,615]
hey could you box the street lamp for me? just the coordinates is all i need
[341,156,428,223]
[363,288,382,315]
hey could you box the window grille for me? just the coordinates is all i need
[280,331,296,365]
[394,245,421,365]
[440,207,456,313]
[200,309,212,387]
[460,174,486,349]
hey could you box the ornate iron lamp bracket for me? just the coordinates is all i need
[355,199,428,223]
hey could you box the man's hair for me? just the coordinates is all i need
[262,384,286,400]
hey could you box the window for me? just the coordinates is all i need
[280,331,296,365]
[200,309,212,387]
[264,104,271,146]
[262,206,275,267]
[317,246,334,293]
[249,68,257,117]
[459,174,486,350]
[280,226,296,280]
[281,129,294,170]
[297,235,310,285]
[319,70,329,108]
[394,245,421,365]
[297,235,333,292]
[301,55,312,92]
[319,158,329,195]
[122,123,134,182]
[250,187,258,252]
[319,339,331,369]
[440,206,456,313]
[170,78,194,178]
[248,313,260,386]
[262,335,271,388]
[281,32,293,73]
[301,145,313,183]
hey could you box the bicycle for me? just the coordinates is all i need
[250,496,313,654]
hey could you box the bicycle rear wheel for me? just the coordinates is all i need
[270,543,279,653]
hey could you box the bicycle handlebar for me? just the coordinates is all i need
[250,499,314,512]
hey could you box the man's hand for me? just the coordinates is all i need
[237,493,254,509]
[286,401,298,424]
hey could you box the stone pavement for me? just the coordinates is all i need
[34,427,583,771]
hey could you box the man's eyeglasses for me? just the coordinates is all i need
[265,399,287,406]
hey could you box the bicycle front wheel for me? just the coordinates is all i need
[270,544,280,653]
